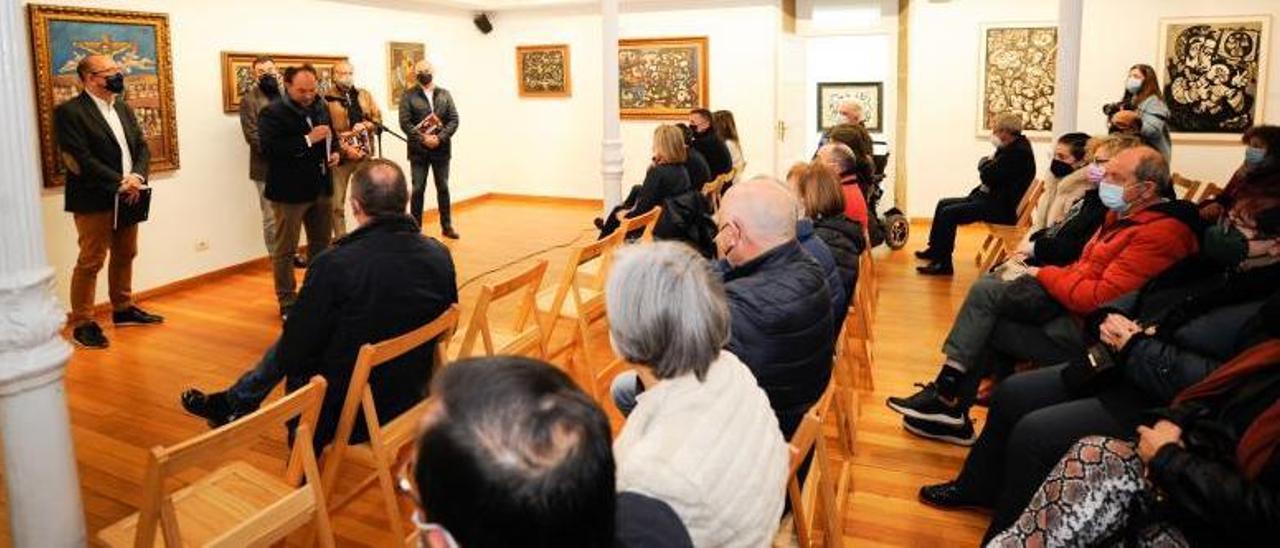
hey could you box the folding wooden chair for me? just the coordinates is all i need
[450,260,549,361]
[1197,182,1224,204]
[702,173,729,214]
[974,179,1045,272]
[1171,173,1204,201]
[319,305,460,546]
[537,230,625,400]
[786,388,850,548]
[578,206,661,287]
[98,376,335,548]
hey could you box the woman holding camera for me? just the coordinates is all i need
[1105,64,1173,160]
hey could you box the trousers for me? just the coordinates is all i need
[270,197,331,308]
[69,211,138,326]
[410,156,452,230]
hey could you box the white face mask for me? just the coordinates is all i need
[990,134,1003,148]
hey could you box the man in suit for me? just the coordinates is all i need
[323,61,382,238]
[54,54,164,349]
[238,55,281,254]
[399,59,460,239]
[258,64,339,319]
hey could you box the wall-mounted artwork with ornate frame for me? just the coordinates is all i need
[977,23,1057,137]
[619,36,708,119]
[517,44,571,98]
[1159,16,1271,139]
[817,82,883,133]
[220,51,347,113]
[388,41,425,109]
[28,4,179,188]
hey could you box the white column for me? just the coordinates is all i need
[1052,0,1084,134]
[600,0,623,212]
[0,0,87,546]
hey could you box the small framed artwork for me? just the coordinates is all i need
[977,23,1058,137]
[517,44,571,98]
[220,51,348,113]
[619,36,709,119]
[388,41,426,109]
[817,82,883,132]
[28,4,179,188]
[1158,16,1271,140]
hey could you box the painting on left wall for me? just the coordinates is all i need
[28,4,179,188]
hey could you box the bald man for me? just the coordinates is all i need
[399,59,460,238]
[55,54,164,350]
[323,61,382,237]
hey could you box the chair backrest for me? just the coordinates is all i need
[1015,179,1045,228]
[133,376,331,547]
[1197,182,1224,204]
[544,230,626,325]
[456,261,549,359]
[785,388,842,548]
[620,205,663,243]
[1172,173,1204,202]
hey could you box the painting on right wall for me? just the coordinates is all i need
[1159,16,1271,139]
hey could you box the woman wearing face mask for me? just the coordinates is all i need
[1201,125,1280,222]
[919,199,1280,543]
[595,125,692,240]
[1105,64,1173,161]
[1029,132,1091,234]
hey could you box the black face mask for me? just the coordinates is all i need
[258,74,280,96]
[104,73,125,94]
[1050,159,1075,179]
[416,72,433,86]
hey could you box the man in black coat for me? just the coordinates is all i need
[715,177,834,438]
[689,108,733,177]
[180,160,459,451]
[917,113,1036,275]
[258,65,340,318]
[399,59,460,239]
[54,54,164,349]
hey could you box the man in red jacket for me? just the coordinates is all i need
[887,147,1200,445]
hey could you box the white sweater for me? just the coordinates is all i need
[614,351,789,547]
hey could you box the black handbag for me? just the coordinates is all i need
[997,275,1065,325]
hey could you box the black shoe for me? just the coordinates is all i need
[918,481,988,511]
[903,415,978,446]
[593,217,605,230]
[292,254,308,269]
[113,306,164,326]
[180,389,244,429]
[916,261,954,276]
[442,227,460,239]
[914,248,936,260]
[71,322,109,349]
[280,305,293,322]
[886,382,964,426]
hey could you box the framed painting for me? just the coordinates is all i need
[619,36,709,119]
[220,51,347,113]
[388,41,425,109]
[977,23,1057,137]
[1159,16,1271,140]
[28,4,179,188]
[517,44,571,98]
[817,82,883,132]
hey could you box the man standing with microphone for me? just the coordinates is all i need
[399,59,460,239]
[258,65,339,320]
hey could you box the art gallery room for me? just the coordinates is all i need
[2,0,1280,545]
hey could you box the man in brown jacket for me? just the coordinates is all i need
[324,61,382,237]
[239,55,281,253]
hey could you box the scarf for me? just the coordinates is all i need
[1173,339,1280,479]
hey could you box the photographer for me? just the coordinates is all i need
[1103,64,1172,160]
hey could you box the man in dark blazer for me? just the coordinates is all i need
[54,54,164,349]
[257,64,339,319]
[399,59,460,239]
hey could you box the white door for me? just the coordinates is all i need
[775,33,809,172]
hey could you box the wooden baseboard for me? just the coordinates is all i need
[485,193,603,207]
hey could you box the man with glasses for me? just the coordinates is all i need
[55,54,164,349]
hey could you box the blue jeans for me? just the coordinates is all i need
[610,371,642,417]
[227,341,284,411]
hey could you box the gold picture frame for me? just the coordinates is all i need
[517,44,571,98]
[28,4,179,188]
[388,41,425,109]
[220,51,348,113]
[619,36,709,119]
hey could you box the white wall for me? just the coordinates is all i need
[34,0,480,309]
[905,0,1280,217]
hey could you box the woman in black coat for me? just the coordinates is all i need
[788,160,865,312]
[597,125,692,238]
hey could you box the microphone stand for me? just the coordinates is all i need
[372,122,407,159]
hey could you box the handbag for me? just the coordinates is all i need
[1061,343,1122,394]
[997,274,1065,325]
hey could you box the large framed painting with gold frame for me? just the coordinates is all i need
[619,36,708,119]
[388,41,425,109]
[517,44,571,98]
[220,51,348,113]
[28,4,179,188]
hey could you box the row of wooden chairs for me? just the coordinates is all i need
[973,178,1045,272]
[701,169,737,214]
[1172,173,1224,204]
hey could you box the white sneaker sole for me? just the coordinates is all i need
[903,420,977,447]
[885,400,965,426]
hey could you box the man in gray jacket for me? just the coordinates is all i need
[239,55,281,253]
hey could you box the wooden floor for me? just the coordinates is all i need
[1,197,997,547]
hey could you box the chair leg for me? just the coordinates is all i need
[374,456,407,546]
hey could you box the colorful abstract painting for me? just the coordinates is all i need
[978,24,1057,135]
[221,52,347,113]
[517,44,571,97]
[1160,16,1271,137]
[619,37,708,119]
[388,42,425,109]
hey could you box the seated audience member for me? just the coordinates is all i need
[677,123,713,189]
[1028,132,1091,234]
[826,122,877,193]
[406,356,672,548]
[712,110,745,184]
[689,108,733,178]
[1201,124,1280,222]
[918,200,1280,541]
[816,143,871,228]
[715,177,834,438]
[180,160,458,451]
[606,243,789,546]
[916,113,1036,275]
[789,161,866,320]
[596,125,692,238]
[989,317,1280,547]
[886,147,1200,446]
[1017,135,1143,267]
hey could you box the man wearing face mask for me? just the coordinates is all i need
[55,54,164,350]
[916,113,1036,275]
[239,56,281,254]
[688,108,732,178]
[399,59,460,239]
[323,61,382,237]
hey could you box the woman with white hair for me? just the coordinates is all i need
[608,242,789,547]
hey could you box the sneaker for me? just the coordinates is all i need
[113,306,164,326]
[71,322,109,349]
[886,382,964,426]
[903,415,978,446]
[918,481,988,511]
[180,389,242,429]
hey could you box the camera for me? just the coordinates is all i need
[1102,101,1126,117]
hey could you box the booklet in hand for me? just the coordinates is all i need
[114,187,152,229]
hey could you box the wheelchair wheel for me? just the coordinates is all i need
[885,212,909,250]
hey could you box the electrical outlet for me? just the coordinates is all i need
[194,240,210,252]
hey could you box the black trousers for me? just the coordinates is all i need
[410,156,452,230]
[926,193,1001,260]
